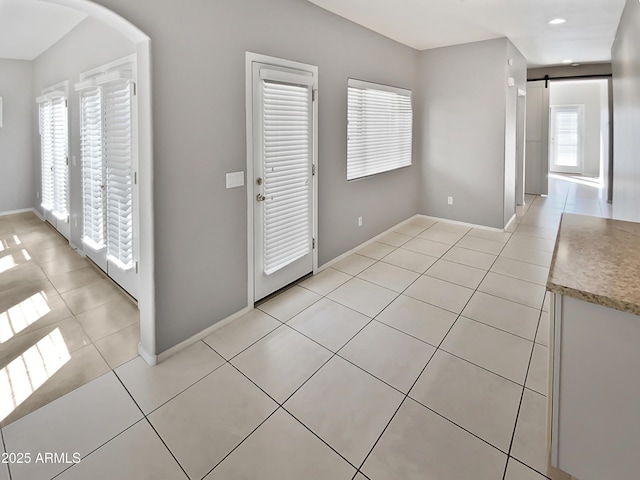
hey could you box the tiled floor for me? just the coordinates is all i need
[0,176,610,480]
[0,212,139,427]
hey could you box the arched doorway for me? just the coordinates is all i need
[38,0,156,364]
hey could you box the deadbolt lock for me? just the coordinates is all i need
[256,177,263,185]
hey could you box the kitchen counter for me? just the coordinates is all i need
[547,213,640,315]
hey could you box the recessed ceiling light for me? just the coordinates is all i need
[562,59,573,64]
[549,18,567,25]
[571,63,581,67]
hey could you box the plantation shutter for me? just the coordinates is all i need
[51,97,68,220]
[38,93,68,218]
[79,86,105,249]
[347,79,412,180]
[103,78,134,271]
[553,108,580,166]
[39,101,54,211]
[260,71,313,275]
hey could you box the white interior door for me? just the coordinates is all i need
[525,80,550,195]
[252,62,316,301]
[549,105,584,174]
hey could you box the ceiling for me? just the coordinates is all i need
[0,0,86,61]
[308,0,627,67]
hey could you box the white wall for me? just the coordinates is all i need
[32,16,136,248]
[549,80,604,177]
[0,60,34,214]
[611,0,640,222]
[416,37,525,229]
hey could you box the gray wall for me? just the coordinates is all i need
[32,16,136,247]
[611,0,640,222]
[549,80,605,177]
[0,60,34,214]
[93,0,419,352]
[416,38,519,229]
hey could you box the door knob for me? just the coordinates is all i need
[256,194,266,202]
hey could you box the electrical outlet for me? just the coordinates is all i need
[358,216,363,227]
[447,197,453,206]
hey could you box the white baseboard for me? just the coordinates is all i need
[0,207,36,217]
[156,306,252,364]
[504,214,517,231]
[138,343,158,366]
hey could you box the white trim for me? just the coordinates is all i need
[504,213,517,231]
[348,78,411,97]
[0,208,37,217]
[245,52,318,308]
[137,343,157,366]
[156,306,252,363]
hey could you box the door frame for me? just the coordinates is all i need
[245,52,318,307]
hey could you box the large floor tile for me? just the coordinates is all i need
[393,223,428,236]
[381,248,437,273]
[288,298,370,352]
[514,224,558,241]
[1,344,111,427]
[418,226,466,245]
[511,389,572,480]
[57,420,187,480]
[204,408,355,480]
[525,344,548,396]
[504,458,549,480]
[331,254,377,276]
[61,279,130,316]
[377,231,412,247]
[357,242,395,260]
[536,311,549,346]
[75,297,139,343]
[116,341,225,414]
[462,291,540,341]
[429,222,471,234]
[39,252,91,278]
[203,309,281,360]
[327,277,397,318]
[402,237,451,257]
[376,295,457,347]
[2,373,142,480]
[491,256,549,286]
[93,323,140,369]
[466,228,512,243]
[149,363,277,480]
[339,320,435,393]
[410,350,522,452]
[47,266,106,294]
[362,398,506,480]
[285,356,403,467]
[441,317,533,384]
[507,234,556,253]
[300,268,351,296]
[257,285,321,322]
[425,259,486,289]
[357,262,420,292]
[231,325,332,402]
[456,236,505,255]
[442,246,497,270]
[478,272,546,309]
[404,276,474,314]
[500,244,553,268]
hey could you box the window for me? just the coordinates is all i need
[38,88,68,220]
[76,62,135,272]
[347,79,412,180]
[550,105,584,173]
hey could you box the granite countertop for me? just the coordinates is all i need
[547,213,640,315]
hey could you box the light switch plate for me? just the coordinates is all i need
[226,171,245,189]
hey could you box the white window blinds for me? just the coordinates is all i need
[38,94,68,219]
[80,86,105,250]
[347,79,412,181]
[76,71,134,271]
[261,75,313,275]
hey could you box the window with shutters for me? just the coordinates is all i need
[77,61,135,272]
[347,79,412,181]
[38,90,68,219]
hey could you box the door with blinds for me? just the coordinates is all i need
[38,89,70,239]
[549,105,584,174]
[251,62,317,301]
[77,62,138,299]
